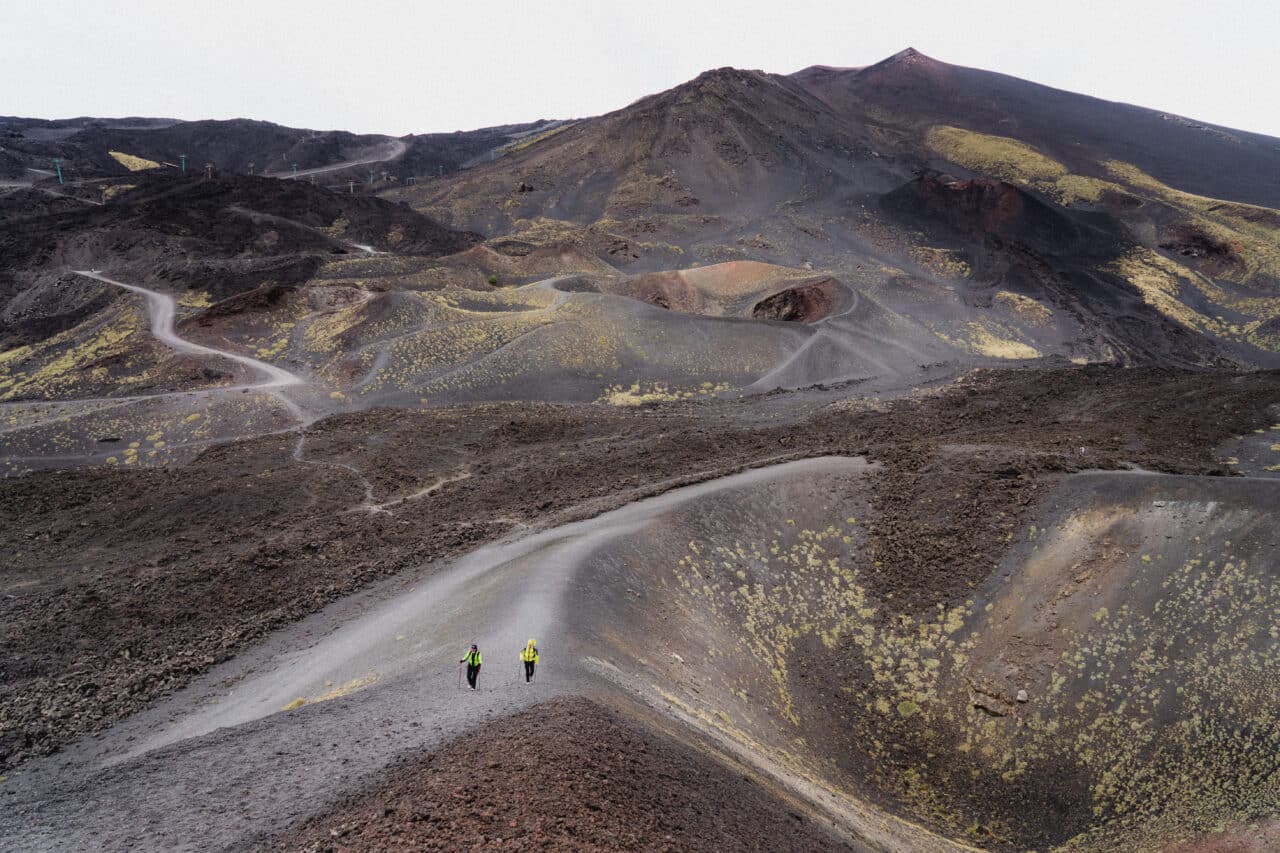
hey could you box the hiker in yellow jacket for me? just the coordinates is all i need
[519,639,539,683]
[460,644,482,689]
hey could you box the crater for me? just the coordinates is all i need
[750,278,841,323]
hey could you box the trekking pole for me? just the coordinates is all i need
[457,662,462,690]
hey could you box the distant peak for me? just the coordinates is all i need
[690,66,757,85]
[886,47,934,64]
[854,47,946,80]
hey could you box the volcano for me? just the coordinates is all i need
[2,47,1280,853]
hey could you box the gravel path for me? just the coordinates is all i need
[0,458,860,851]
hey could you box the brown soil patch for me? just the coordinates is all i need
[270,698,849,852]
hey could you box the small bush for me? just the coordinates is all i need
[486,274,499,286]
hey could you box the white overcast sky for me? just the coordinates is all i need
[4,0,1278,138]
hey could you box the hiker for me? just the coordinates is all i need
[519,638,539,682]
[460,644,482,689]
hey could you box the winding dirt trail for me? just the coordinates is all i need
[72,270,306,422]
[263,138,407,179]
[69,272,391,503]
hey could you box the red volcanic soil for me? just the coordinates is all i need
[919,176,1025,231]
[751,278,841,323]
[271,698,848,852]
[630,270,709,314]
[889,175,1042,242]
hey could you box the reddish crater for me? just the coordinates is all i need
[914,175,1027,234]
[751,278,841,323]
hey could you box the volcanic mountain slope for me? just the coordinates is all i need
[795,48,1280,210]
[807,50,1280,364]
[0,115,556,185]
[2,48,1278,477]
[398,66,904,264]
[0,172,479,348]
[392,49,1280,369]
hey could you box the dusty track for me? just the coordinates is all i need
[74,270,304,394]
[263,139,407,179]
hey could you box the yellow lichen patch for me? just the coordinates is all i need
[279,674,377,713]
[993,291,1053,326]
[504,216,587,246]
[102,183,137,201]
[321,216,350,238]
[0,309,144,400]
[178,291,213,310]
[254,334,291,360]
[923,126,1138,208]
[931,320,1041,359]
[108,150,162,171]
[434,287,558,315]
[1106,249,1228,335]
[1117,250,1280,351]
[301,300,376,356]
[503,121,575,155]
[1051,173,1128,205]
[1102,160,1280,285]
[909,247,971,280]
[361,310,551,395]
[600,381,729,406]
[1104,160,1262,218]
[310,674,378,703]
[925,126,1067,184]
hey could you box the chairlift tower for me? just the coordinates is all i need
[179,154,187,175]
[52,158,63,185]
